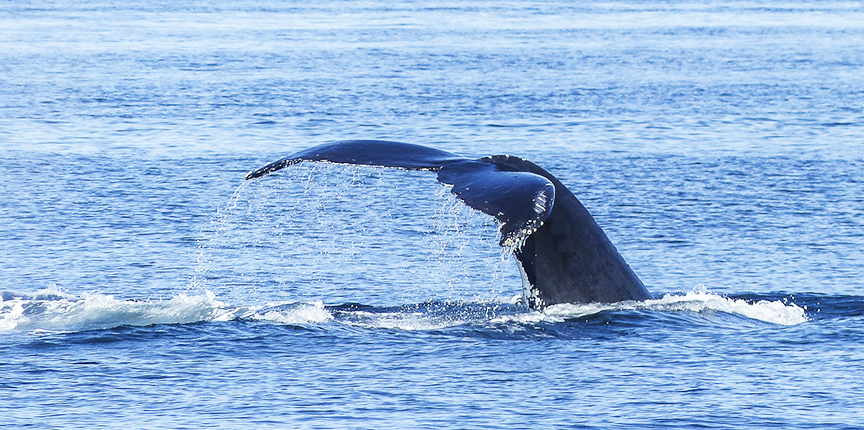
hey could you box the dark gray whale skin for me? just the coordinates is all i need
[246,140,651,308]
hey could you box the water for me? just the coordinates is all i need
[2,0,864,428]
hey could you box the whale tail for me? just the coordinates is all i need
[246,140,651,308]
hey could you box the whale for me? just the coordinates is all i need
[246,140,651,309]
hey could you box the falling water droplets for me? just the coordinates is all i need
[191,163,519,306]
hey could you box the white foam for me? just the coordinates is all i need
[541,289,809,326]
[248,301,333,325]
[341,310,460,331]
[0,286,809,334]
[0,287,233,333]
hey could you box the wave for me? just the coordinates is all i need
[0,287,832,334]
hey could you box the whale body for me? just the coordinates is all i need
[246,140,651,308]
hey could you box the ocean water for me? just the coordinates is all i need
[2,0,864,428]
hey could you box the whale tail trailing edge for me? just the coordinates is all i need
[246,140,556,246]
[245,140,651,308]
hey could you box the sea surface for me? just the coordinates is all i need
[2,1,864,428]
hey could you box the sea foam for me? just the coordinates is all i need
[1,286,809,334]
[0,286,232,333]
[247,301,334,325]
[540,289,809,326]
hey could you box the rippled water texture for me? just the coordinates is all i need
[2,1,864,429]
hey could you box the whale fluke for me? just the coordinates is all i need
[246,140,651,308]
[246,141,556,245]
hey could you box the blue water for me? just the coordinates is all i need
[2,1,864,428]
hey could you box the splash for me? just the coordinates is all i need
[0,286,344,333]
[1,286,810,334]
[247,301,333,325]
[0,286,233,333]
[192,163,516,306]
[336,309,461,331]
[539,289,809,326]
